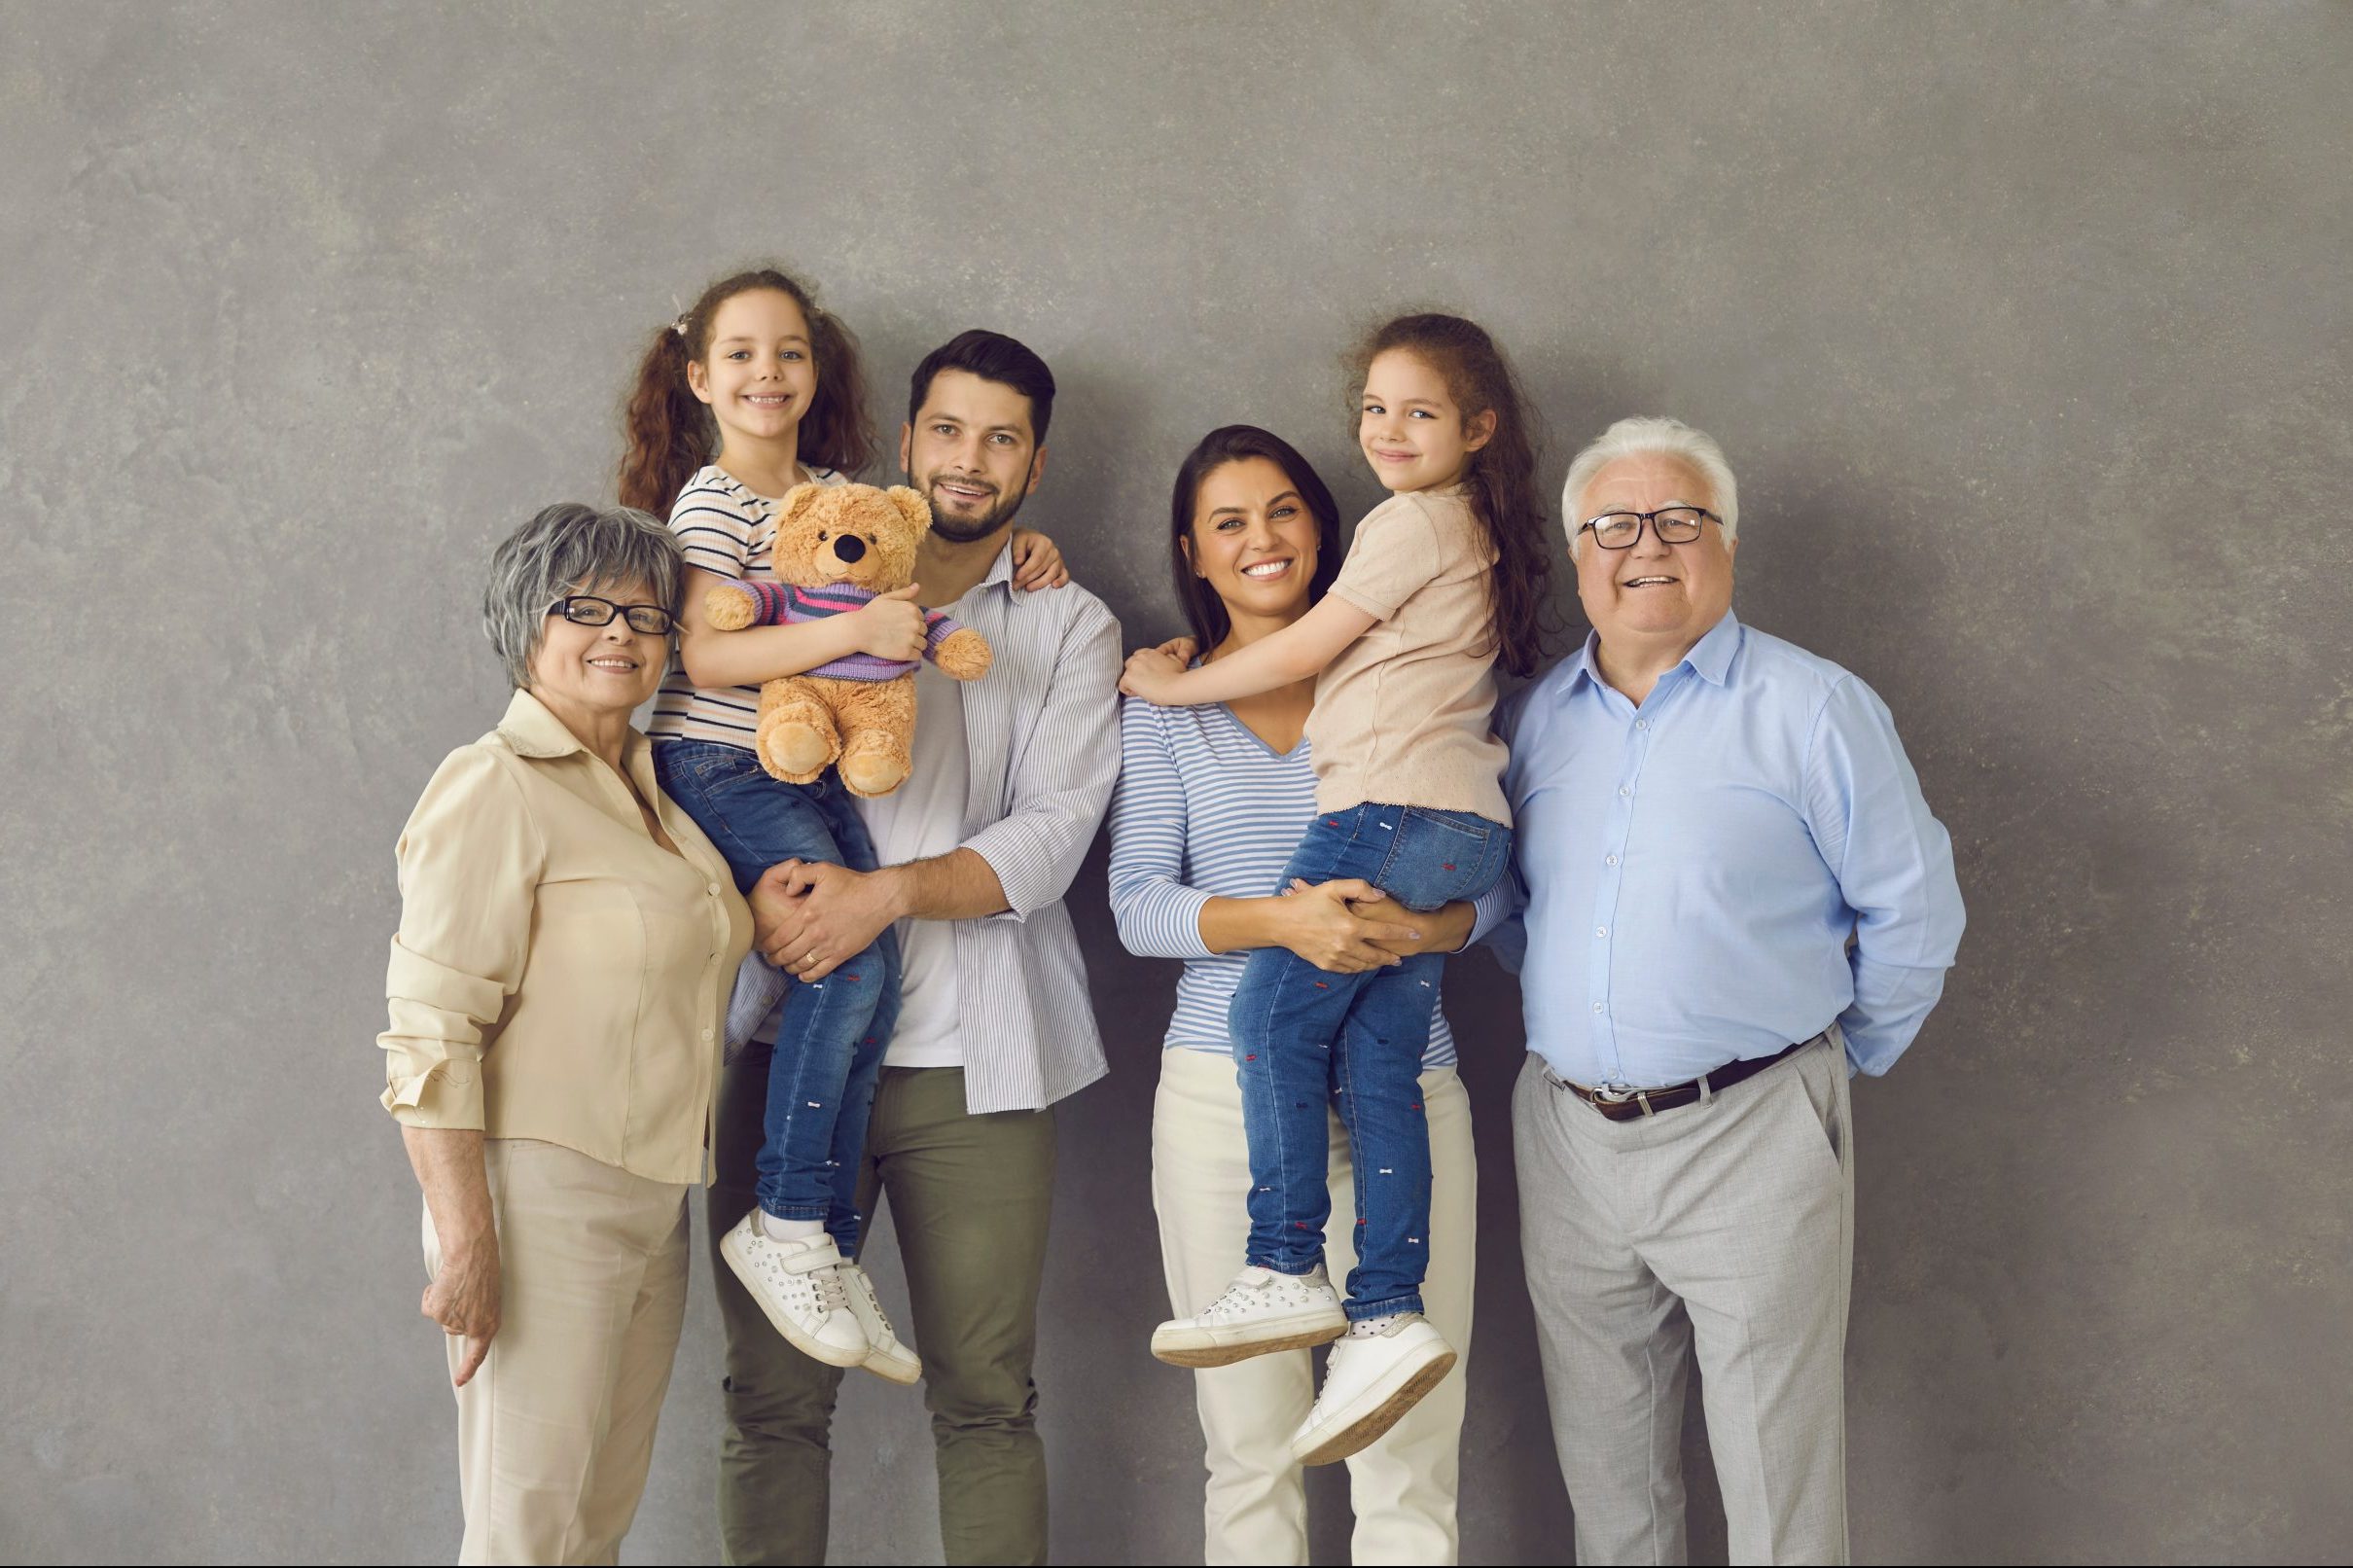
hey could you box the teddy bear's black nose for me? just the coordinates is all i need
[834,534,867,563]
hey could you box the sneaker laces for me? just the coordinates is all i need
[813,1266,849,1314]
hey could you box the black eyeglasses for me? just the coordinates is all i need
[1578,507,1723,550]
[547,595,676,635]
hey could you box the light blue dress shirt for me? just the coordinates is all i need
[1474,612,1963,1087]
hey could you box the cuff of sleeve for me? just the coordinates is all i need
[963,821,1049,921]
[380,1053,485,1129]
[1326,581,1397,622]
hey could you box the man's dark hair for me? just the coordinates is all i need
[907,330,1056,445]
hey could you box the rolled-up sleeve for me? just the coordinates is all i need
[378,746,543,1127]
[1105,697,1215,958]
[1803,676,1966,1076]
[963,596,1123,919]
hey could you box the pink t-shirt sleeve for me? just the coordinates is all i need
[1327,495,1447,621]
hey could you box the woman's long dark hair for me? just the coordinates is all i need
[1168,426,1343,653]
[1351,313,1553,677]
[618,267,875,515]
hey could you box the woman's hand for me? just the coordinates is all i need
[1269,877,1425,974]
[1011,528,1071,590]
[1121,645,1190,703]
[422,1231,503,1387]
[1321,884,1476,957]
[849,584,929,661]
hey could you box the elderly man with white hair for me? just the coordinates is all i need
[1474,417,1964,1565]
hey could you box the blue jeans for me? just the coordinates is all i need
[1229,802,1512,1320]
[655,740,899,1250]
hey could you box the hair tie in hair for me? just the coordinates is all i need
[670,316,689,339]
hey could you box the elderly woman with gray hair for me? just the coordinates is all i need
[379,502,752,1564]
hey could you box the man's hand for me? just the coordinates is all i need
[750,859,904,981]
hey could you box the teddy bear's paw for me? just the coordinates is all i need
[838,736,911,798]
[760,720,838,784]
[934,628,993,681]
[704,584,759,631]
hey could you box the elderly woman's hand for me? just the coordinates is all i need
[422,1230,502,1386]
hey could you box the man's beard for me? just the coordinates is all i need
[912,469,1028,544]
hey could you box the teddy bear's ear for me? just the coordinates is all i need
[885,485,934,536]
[779,483,829,522]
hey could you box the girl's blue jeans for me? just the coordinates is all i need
[654,739,899,1251]
[1228,802,1511,1320]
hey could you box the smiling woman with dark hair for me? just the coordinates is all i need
[379,501,752,1565]
[1106,428,1481,1563]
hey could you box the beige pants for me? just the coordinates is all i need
[421,1138,691,1566]
[1152,1046,1477,1567]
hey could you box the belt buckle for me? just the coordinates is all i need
[1587,1084,1656,1118]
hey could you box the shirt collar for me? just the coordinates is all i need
[1560,610,1743,699]
[495,687,650,768]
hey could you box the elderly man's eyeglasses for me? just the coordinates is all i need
[1579,507,1723,550]
[548,595,676,635]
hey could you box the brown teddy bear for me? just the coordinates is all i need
[703,482,992,797]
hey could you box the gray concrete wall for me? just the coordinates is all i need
[4,2,2346,1562]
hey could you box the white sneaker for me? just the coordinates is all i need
[719,1212,869,1368]
[1290,1313,1456,1466]
[1151,1265,1348,1368]
[838,1260,922,1386]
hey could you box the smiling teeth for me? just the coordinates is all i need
[1242,562,1290,577]
[1625,577,1674,586]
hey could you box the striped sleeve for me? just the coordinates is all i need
[962,594,1122,919]
[666,479,760,577]
[1106,697,1215,959]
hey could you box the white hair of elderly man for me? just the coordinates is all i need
[1560,416,1741,555]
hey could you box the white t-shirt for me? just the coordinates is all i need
[859,657,970,1068]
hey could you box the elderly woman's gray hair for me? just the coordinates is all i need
[1560,417,1740,555]
[481,502,684,688]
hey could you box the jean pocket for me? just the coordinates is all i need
[1374,810,1508,911]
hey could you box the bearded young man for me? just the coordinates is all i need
[713,331,1122,1567]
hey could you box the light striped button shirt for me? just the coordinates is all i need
[870,540,1123,1113]
[1106,693,1458,1067]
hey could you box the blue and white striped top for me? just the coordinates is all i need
[1107,694,1457,1065]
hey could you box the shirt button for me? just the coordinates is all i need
[1605,854,1619,866]
[1592,1002,1606,1014]
[1619,786,1631,798]
[701,1027,714,1041]
[1635,719,1649,731]
[1595,926,1608,938]
[707,882,722,896]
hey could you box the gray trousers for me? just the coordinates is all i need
[1512,1038,1854,1567]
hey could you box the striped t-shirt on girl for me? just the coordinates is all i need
[650,463,842,748]
[1106,691,1458,1068]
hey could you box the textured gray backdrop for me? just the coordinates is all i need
[4,2,2347,1564]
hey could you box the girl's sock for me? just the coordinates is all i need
[759,1211,828,1244]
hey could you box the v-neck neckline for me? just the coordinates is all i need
[1215,700,1308,763]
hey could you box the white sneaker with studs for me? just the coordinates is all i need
[1151,1264,1349,1368]
[1290,1311,1457,1466]
[838,1260,922,1385]
[719,1212,868,1368]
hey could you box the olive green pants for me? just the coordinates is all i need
[710,1058,1057,1566]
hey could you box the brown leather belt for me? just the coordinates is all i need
[1553,1035,1822,1122]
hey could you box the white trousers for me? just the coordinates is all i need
[1513,1041,1854,1567]
[422,1138,691,1566]
[1152,1045,1477,1566]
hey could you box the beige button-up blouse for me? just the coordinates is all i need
[378,689,753,1186]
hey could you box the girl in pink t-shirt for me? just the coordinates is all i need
[1121,313,1553,1464]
